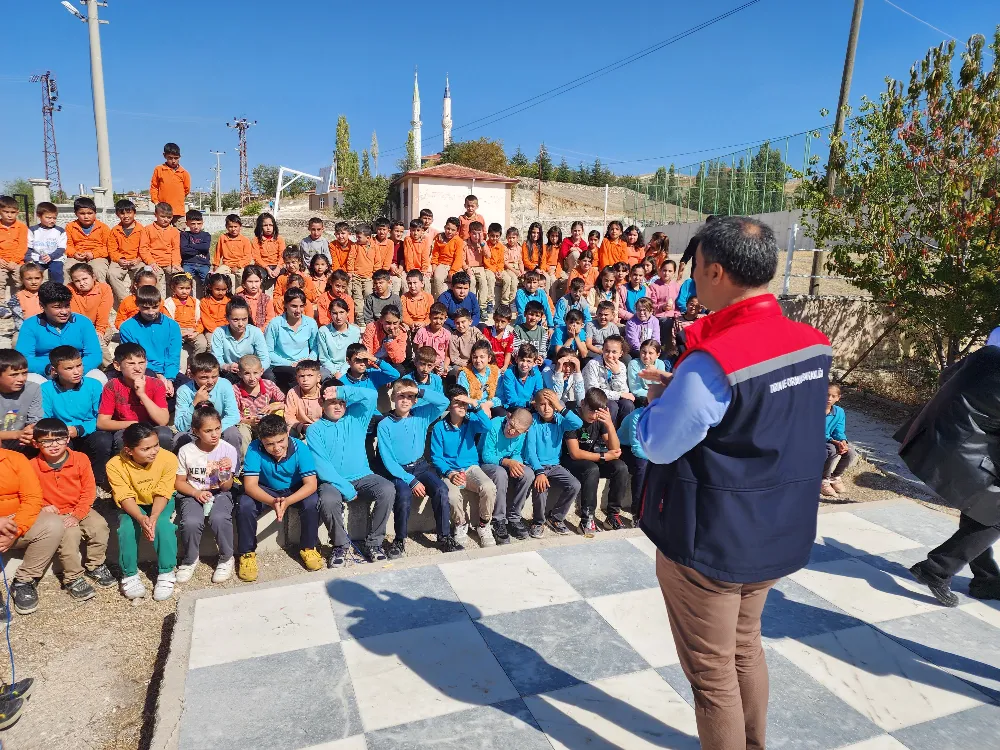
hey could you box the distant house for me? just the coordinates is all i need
[391,164,519,229]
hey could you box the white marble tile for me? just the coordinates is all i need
[817,512,923,557]
[302,736,369,750]
[832,736,910,750]
[628,535,658,560]
[588,588,678,668]
[439,551,581,618]
[188,581,339,669]
[524,669,699,750]
[960,599,1000,630]
[789,558,941,623]
[770,625,986,732]
[341,619,519,732]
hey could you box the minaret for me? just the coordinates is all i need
[411,67,422,167]
[442,74,453,148]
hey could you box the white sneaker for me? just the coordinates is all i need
[477,522,496,548]
[212,557,235,583]
[454,522,469,542]
[120,574,146,600]
[175,563,197,583]
[153,572,176,601]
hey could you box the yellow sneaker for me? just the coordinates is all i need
[238,552,258,582]
[300,548,323,572]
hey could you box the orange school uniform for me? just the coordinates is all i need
[401,290,433,327]
[484,241,505,275]
[69,282,114,334]
[403,236,431,273]
[0,220,28,264]
[139,223,181,267]
[107,222,143,263]
[236,288,276,329]
[347,241,379,279]
[371,237,394,271]
[522,242,557,273]
[16,289,41,318]
[66,220,111,261]
[164,296,203,333]
[626,245,645,267]
[149,163,191,217]
[214,233,255,268]
[568,265,600,293]
[199,296,230,334]
[458,213,486,240]
[252,235,286,267]
[327,241,351,272]
[599,238,628,269]
[314,290,355,327]
[431,235,465,274]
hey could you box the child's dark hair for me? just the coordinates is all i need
[189,352,221,374]
[405,269,423,281]
[48,345,82,368]
[603,334,626,352]
[446,385,470,401]
[0,349,28,374]
[524,221,543,263]
[114,342,146,363]
[450,271,470,287]
[19,262,43,280]
[589,229,601,241]
[493,304,512,321]
[546,225,563,245]
[308,217,324,228]
[36,201,58,216]
[372,269,391,283]
[635,297,654,312]
[356,224,372,238]
[468,221,483,234]
[506,226,520,238]
[828,382,842,395]
[419,208,434,219]
[241,265,264,284]
[444,217,461,230]
[309,255,330,275]
[515,343,538,361]
[257,414,288,440]
[379,305,401,320]
[523,270,541,283]
[415,346,437,365]
[295,359,321,374]
[285,273,305,288]
[345,343,367,362]
[451,307,472,322]
[73,197,97,213]
[331,269,350,284]
[555,346,578,362]
[661,258,677,271]
[283,288,307,307]
[565,309,584,325]
[134,268,158,287]
[640,339,662,355]
[122,422,157,449]
[374,217,390,229]
[225,213,242,227]
[329,297,349,315]
[408,219,423,230]
[606,219,623,235]
[33,417,70,442]
[578,250,594,264]
[185,209,203,222]
[583,387,609,412]
[334,221,350,233]
[391,220,405,231]
[283,245,305,263]
[206,273,232,298]
[68,262,95,279]
[0,196,19,211]
[624,225,644,246]
[115,199,136,214]
[226,297,253,325]
[170,271,194,289]
[191,403,222,431]
[135,285,162,308]
[254,212,278,242]
[154,202,174,217]
[39,281,72,307]
[568,277,585,293]
[465,194,478,204]
[487,222,503,235]
[470,340,494,361]
[163,142,181,156]
[524,300,545,317]
[429,302,448,317]
[597,300,615,313]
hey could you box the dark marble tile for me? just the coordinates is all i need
[892,704,1000,750]
[763,577,864,641]
[850,503,958,548]
[539,539,657,598]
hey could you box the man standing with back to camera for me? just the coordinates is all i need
[637,216,831,750]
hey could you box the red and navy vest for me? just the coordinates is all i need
[640,294,832,583]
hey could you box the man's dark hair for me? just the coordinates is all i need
[0,349,28,375]
[114,342,146,363]
[257,414,288,439]
[39,281,72,307]
[694,216,778,288]
[583,387,609,412]
[135,285,162,308]
[33,417,70,442]
[185,209,203,222]
[189,352,220,374]
[48,345,82,367]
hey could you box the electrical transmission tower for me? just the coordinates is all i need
[226,117,255,206]
[29,71,63,195]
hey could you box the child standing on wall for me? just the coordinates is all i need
[149,142,190,224]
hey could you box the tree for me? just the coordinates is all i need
[537,144,553,181]
[371,131,379,176]
[799,30,1000,369]
[1,178,34,219]
[340,174,390,222]
[667,164,678,204]
[220,189,241,211]
[335,115,360,186]
[361,150,371,178]
[509,146,531,176]
[554,157,572,183]
[439,137,509,175]
[250,164,279,198]
[575,162,590,185]
[397,130,418,172]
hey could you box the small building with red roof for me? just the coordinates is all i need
[392,163,520,230]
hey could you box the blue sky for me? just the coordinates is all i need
[1,0,996,194]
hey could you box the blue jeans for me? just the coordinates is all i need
[182,260,211,284]
[390,458,451,539]
[236,483,319,554]
[41,260,65,284]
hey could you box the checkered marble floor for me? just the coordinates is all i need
[162,501,1000,750]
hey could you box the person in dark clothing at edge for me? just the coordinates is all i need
[677,214,717,278]
[636,216,831,750]
[896,345,1000,607]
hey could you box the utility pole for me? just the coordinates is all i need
[209,150,225,213]
[810,0,864,296]
[29,71,63,196]
[61,1,113,203]
[227,118,256,206]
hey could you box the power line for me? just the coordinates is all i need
[382,0,766,157]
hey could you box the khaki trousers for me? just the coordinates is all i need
[446,465,497,526]
[78,257,110,285]
[468,267,495,312]
[55,509,110,582]
[10,511,64,582]
[431,265,452,298]
[215,265,245,295]
[497,270,519,307]
[656,552,776,750]
[107,261,138,304]
[349,276,373,319]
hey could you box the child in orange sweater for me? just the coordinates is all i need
[214,214,255,293]
[401,269,433,328]
[65,197,112,285]
[68,262,115,351]
[251,213,285,285]
[199,274,232,335]
[149,142,190,223]
[164,272,207,357]
[116,269,164,326]
[283,359,323,438]
[0,195,28,301]
[106,198,143,304]
[139,203,183,296]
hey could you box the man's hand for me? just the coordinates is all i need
[595,407,613,427]
[68,425,79,439]
[534,473,550,493]
[411,481,426,499]
[605,448,622,461]
[41,505,59,514]
[63,515,80,529]
[196,490,214,503]
[504,459,525,478]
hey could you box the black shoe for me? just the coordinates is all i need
[0,678,34,702]
[385,538,406,560]
[11,581,38,615]
[606,512,627,531]
[580,513,598,538]
[327,545,349,569]
[85,563,117,588]
[491,518,510,545]
[528,521,545,539]
[507,518,530,540]
[0,697,23,730]
[546,516,570,535]
[64,577,96,602]
[909,563,959,607]
[439,535,465,553]
[968,578,1000,601]
[363,544,387,563]
[0,594,7,623]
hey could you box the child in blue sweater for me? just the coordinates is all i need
[823,384,856,498]
[525,389,583,538]
[438,272,481,331]
[498,344,544,409]
[553,277,592,328]
[430,386,500,548]
[377,380,460,553]
[117,284,183,395]
[514,271,554,328]
[16,281,104,379]
[402,346,444,393]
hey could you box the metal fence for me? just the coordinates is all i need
[623,128,831,225]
